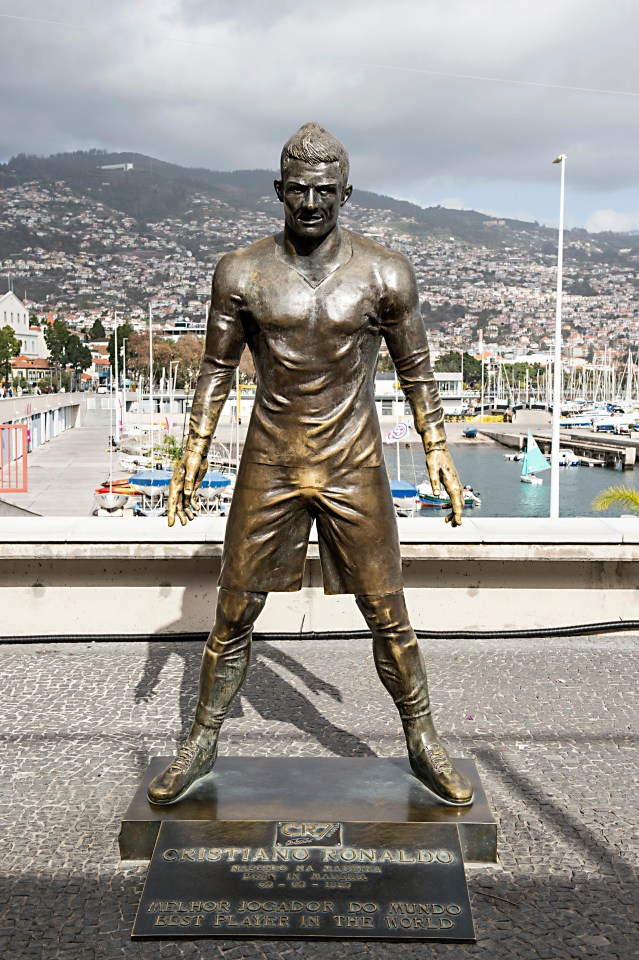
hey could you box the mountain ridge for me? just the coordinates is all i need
[0,147,613,243]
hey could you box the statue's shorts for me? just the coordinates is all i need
[218,460,404,595]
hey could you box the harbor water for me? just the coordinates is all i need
[383,443,638,518]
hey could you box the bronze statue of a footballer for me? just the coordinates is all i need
[147,123,473,808]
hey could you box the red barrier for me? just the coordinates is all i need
[0,424,28,493]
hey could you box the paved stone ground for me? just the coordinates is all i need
[1,633,637,959]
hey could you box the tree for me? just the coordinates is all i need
[0,325,21,386]
[149,337,175,377]
[174,334,203,385]
[65,334,92,388]
[43,318,70,366]
[376,353,395,374]
[125,331,151,377]
[435,351,482,386]
[238,346,255,384]
[89,318,106,339]
[123,331,175,385]
[160,434,186,466]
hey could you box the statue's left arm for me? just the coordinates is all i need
[380,255,463,526]
[167,253,245,526]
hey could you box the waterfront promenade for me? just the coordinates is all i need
[1,630,637,958]
[0,404,113,516]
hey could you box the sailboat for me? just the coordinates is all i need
[520,431,550,485]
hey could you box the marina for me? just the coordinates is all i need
[1,399,636,520]
[384,440,637,519]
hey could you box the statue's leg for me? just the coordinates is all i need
[147,588,267,804]
[356,591,473,806]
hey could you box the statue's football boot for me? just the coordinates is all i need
[147,723,219,805]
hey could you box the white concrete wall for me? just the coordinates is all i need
[1,517,638,638]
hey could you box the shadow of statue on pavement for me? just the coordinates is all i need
[134,637,376,757]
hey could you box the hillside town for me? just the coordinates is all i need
[1,173,639,394]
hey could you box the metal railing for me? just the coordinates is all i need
[0,424,28,493]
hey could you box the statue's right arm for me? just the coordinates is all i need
[168,255,245,526]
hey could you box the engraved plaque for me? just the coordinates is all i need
[132,820,475,941]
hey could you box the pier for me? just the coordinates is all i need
[482,427,637,470]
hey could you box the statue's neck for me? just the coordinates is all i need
[282,224,344,268]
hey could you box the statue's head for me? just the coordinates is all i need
[275,122,352,240]
[280,122,350,182]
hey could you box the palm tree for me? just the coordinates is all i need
[592,485,639,515]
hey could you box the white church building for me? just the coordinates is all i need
[0,291,48,359]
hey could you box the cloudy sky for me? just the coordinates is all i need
[1,1,638,230]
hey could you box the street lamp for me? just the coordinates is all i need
[550,154,566,519]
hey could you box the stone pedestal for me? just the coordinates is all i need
[120,756,496,864]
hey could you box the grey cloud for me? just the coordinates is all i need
[1,0,638,224]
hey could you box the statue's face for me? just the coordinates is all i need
[275,159,352,239]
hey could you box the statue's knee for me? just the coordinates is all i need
[215,588,267,636]
[356,591,408,631]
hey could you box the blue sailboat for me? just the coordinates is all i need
[520,431,550,485]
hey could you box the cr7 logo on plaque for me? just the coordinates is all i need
[276,822,342,846]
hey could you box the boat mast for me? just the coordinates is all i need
[394,376,400,480]
[148,304,154,472]
[625,350,633,405]
[236,366,241,475]
[109,365,114,489]
[114,321,120,443]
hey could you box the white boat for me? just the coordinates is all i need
[119,453,149,473]
[520,431,550,485]
[128,469,173,495]
[390,479,418,516]
[94,488,129,510]
[558,449,580,467]
[197,470,233,502]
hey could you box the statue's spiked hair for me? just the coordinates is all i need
[280,122,349,181]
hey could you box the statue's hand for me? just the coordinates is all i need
[167,448,207,527]
[425,443,463,527]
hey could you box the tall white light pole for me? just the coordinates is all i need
[550,154,566,519]
[148,304,154,471]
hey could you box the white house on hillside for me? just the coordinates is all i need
[0,291,48,359]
